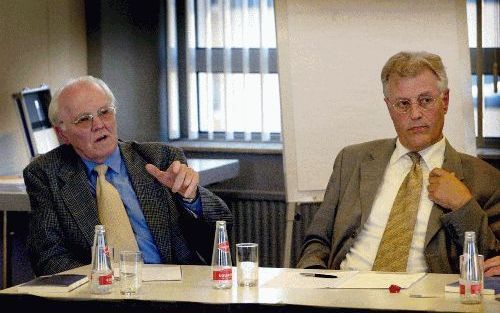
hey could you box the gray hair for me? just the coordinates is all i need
[48,75,116,126]
[381,51,448,97]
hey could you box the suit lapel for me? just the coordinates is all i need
[58,149,98,247]
[119,142,173,262]
[359,139,396,225]
[424,140,463,247]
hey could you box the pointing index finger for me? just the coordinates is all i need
[145,163,162,178]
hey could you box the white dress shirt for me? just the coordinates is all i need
[340,137,446,272]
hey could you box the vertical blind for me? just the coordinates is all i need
[166,0,280,141]
[466,0,500,141]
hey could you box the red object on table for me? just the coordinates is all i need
[389,284,401,293]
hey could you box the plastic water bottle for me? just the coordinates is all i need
[459,231,482,304]
[89,225,114,294]
[211,220,232,289]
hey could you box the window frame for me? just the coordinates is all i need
[468,0,500,149]
[168,0,281,142]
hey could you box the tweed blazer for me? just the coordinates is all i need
[24,141,232,276]
[297,138,500,273]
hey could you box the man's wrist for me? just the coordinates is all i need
[177,190,203,217]
[449,194,473,211]
[182,196,196,204]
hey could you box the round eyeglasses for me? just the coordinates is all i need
[70,105,116,128]
[387,93,442,114]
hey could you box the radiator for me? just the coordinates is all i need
[222,198,320,268]
[224,199,286,268]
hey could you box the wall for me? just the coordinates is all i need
[86,0,161,142]
[0,0,87,288]
[0,0,87,175]
[277,0,476,203]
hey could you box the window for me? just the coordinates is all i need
[466,0,500,147]
[165,0,281,142]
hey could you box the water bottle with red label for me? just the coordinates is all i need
[211,220,232,289]
[89,225,114,294]
[459,231,482,304]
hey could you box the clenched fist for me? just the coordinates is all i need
[427,168,472,210]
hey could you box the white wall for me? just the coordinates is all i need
[0,0,87,175]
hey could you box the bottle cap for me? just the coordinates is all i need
[464,231,475,239]
[95,225,105,231]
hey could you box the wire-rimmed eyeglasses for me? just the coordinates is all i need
[387,93,443,114]
[70,105,116,128]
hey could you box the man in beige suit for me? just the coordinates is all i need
[297,51,499,273]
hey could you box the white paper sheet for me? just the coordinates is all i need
[263,271,358,289]
[263,271,425,289]
[339,272,426,289]
[114,264,182,281]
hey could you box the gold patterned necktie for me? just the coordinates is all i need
[372,152,422,272]
[94,164,139,255]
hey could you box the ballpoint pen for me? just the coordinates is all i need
[300,273,338,278]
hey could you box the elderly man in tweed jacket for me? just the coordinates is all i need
[24,76,232,276]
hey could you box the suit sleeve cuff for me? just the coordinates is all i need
[177,191,203,218]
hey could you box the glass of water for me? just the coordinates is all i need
[236,243,259,287]
[119,251,143,295]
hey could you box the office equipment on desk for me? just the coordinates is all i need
[12,85,60,158]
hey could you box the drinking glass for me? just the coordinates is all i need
[119,251,143,295]
[236,243,259,287]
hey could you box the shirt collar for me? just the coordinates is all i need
[82,147,122,177]
[390,137,446,169]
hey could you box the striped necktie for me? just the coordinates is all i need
[94,164,139,256]
[372,152,422,272]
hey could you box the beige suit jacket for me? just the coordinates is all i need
[297,138,499,273]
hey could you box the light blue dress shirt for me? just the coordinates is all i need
[81,147,202,263]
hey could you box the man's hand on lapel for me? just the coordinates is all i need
[145,161,199,199]
[427,168,472,211]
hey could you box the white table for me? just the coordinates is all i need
[1,265,498,312]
